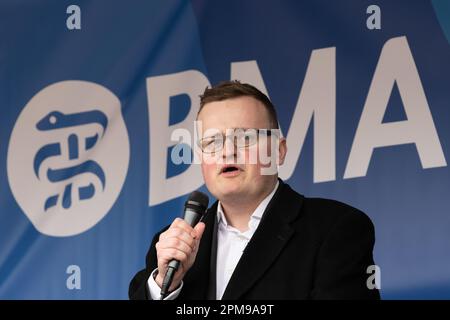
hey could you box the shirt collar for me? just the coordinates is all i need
[216,180,280,228]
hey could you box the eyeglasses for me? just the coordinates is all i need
[198,128,279,154]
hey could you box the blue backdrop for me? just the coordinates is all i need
[1,0,450,299]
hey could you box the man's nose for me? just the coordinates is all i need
[222,136,237,160]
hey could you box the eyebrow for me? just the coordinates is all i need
[204,127,267,132]
[201,128,275,138]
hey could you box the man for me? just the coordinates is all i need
[129,81,380,300]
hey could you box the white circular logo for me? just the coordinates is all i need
[7,81,130,237]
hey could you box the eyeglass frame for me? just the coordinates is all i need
[197,128,281,154]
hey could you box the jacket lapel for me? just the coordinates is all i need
[206,209,219,299]
[221,180,304,299]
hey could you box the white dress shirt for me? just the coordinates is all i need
[147,181,279,300]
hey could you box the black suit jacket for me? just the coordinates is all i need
[129,179,380,299]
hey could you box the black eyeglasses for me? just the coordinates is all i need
[198,128,279,154]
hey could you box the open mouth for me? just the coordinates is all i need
[220,165,241,175]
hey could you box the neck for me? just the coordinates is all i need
[220,179,277,232]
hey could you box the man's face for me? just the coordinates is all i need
[197,96,287,203]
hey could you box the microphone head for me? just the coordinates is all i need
[185,191,209,214]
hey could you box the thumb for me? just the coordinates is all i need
[193,222,206,241]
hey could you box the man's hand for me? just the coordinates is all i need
[154,218,206,292]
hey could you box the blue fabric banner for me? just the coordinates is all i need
[1,0,450,299]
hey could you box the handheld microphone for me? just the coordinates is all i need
[159,191,209,299]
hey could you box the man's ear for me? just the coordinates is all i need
[278,138,287,166]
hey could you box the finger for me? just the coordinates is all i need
[159,228,195,248]
[171,218,195,235]
[191,223,206,253]
[193,222,206,240]
[157,237,193,255]
[160,248,188,264]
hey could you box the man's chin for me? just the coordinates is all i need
[216,184,244,200]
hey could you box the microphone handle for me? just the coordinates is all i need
[183,208,203,227]
[159,208,203,299]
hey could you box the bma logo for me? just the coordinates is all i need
[7,81,130,237]
[34,109,108,211]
